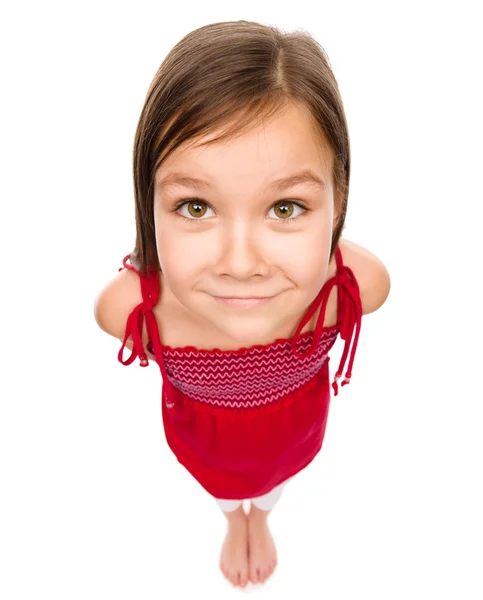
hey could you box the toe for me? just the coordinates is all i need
[262,565,273,582]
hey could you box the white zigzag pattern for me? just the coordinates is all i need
[168,363,327,408]
[167,336,336,384]
[161,329,339,407]
[169,346,330,389]
[168,356,327,403]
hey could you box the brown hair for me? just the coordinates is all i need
[129,20,351,273]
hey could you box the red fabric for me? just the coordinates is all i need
[117,246,362,499]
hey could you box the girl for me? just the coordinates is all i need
[94,20,390,589]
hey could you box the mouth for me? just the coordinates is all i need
[211,295,277,308]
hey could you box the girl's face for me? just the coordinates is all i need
[153,102,339,345]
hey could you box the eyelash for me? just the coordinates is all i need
[172,198,311,225]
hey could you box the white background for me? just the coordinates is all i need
[1,1,482,598]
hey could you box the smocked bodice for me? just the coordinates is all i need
[145,328,339,408]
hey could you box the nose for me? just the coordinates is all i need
[215,219,269,279]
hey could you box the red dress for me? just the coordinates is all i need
[117,246,362,499]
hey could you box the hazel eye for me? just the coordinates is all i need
[178,200,214,219]
[268,201,305,220]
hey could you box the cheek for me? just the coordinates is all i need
[268,228,330,279]
[155,231,198,293]
[156,221,207,265]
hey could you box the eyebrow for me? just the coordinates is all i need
[156,169,326,194]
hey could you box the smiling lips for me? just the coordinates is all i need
[212,295,277,308]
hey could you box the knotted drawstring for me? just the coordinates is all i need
[291,261,362,396]
[117,255,159,368]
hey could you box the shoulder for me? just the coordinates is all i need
[93,264,148,350]
[337,238,391,315]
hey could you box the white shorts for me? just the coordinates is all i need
[215,477,294,512]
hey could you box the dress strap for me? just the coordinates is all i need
[117,255,170,382]
[290,245,363,396]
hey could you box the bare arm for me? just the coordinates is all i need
[337,238,391,315]
[93,267,154,359]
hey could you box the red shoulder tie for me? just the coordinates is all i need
[117,255,159,368]
[291,247,362,396]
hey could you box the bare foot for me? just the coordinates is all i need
[219,506,249,588]
[247,504,278,584]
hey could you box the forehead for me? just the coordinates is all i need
[155,103,333,186]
